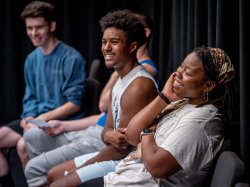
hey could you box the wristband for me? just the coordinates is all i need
[158,92,170,104]
[140,129,154,141]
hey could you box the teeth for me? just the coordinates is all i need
[32,38,40,42]
[174,80,182,86]
[105,54,114,60]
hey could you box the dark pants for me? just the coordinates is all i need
[77,177,104,187]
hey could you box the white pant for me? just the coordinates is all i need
[74,152,121,182]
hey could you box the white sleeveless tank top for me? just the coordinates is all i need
[111,65,157,128]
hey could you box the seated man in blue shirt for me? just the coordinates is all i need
[0,0,86,180]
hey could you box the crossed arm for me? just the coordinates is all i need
[125,72,182,178]
[47,77,158,186]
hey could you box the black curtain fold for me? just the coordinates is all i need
[239,0,250,181]
[0,0,249,183]
[207,0,216,46]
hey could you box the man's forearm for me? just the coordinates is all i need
[83,145,130,167]
[37,102,80,121]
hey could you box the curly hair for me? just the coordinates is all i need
[99,9,146,48]
[20,1,56,24]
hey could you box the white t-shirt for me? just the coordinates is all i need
[104,104,224,187]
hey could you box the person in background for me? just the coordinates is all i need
[47,9,158,187]
[0,0,86,184]
[103,46,238,186]
[21,11,159,187]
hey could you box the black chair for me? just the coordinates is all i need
[235,182,250,187]
[204,139,232,187]
[84,78,102,116]
[88,59,101,79]
[9,148,28,187]
[0,147,28,187]
[210,151,245,187]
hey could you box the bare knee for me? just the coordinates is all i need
[47,160,75,185]
[49,173,81,187]
[0,126,21,148]
[48,163,68,185]
[17,138,25,155]
[47,165,59,185]
[0,126,11,136]
[17,138,29,168]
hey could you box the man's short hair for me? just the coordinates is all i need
[99,9,146,48]
[20,1,56,23]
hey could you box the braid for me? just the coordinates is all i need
[194,46,238,127]
[209,81,239,127]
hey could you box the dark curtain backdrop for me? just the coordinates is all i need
[1,0,249,182]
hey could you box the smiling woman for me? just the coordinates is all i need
[172,52,211,104]
[105,46,238,187]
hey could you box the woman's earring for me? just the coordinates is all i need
[204,91,209,102]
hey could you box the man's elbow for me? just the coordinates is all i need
[146,166,173,179]
[145,163,181,179]
[72,104,81,112]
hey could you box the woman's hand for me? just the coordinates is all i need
[162,72,182,101]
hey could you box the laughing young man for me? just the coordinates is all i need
[47,9,158,187]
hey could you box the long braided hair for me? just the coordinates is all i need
[194,46,239,128]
